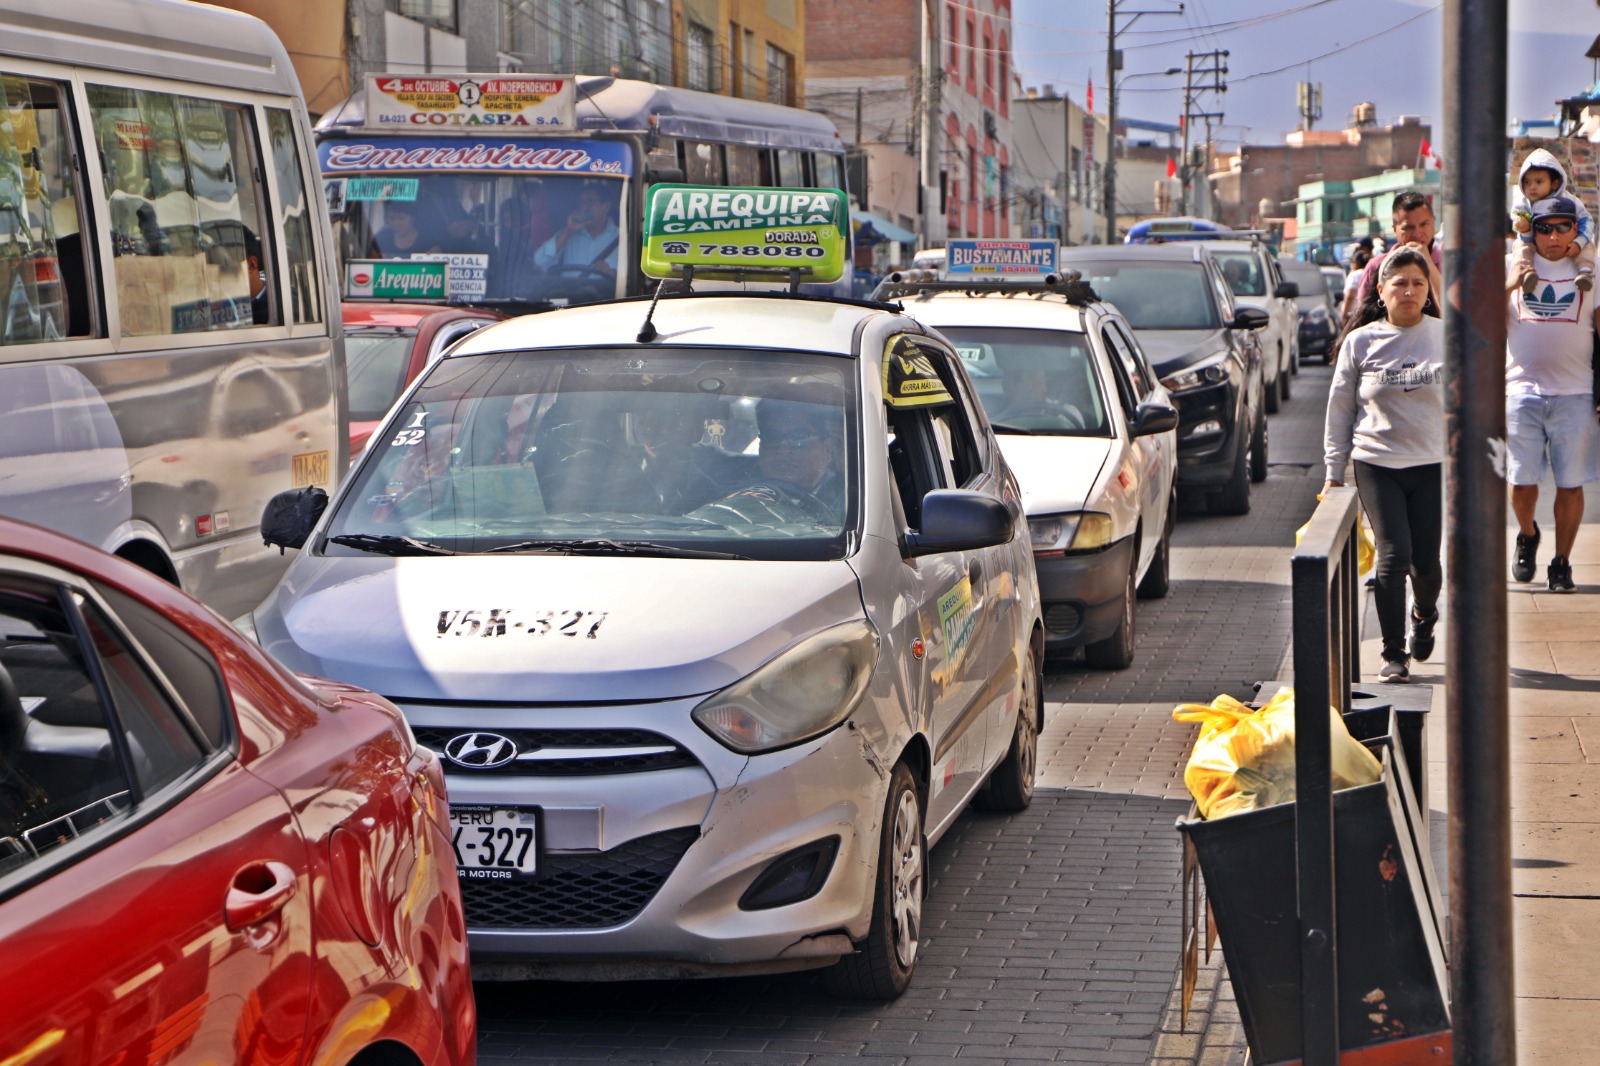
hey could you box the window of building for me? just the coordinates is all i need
[947,5,959,71]
[983,28,993,89]
[687,22,715,92]
[998,44,1009,115]
[395,0,456,33]
[766,44,792,106]
[966,18,976,86]
[729,22,741,96]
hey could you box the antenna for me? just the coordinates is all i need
[636,266,692,342]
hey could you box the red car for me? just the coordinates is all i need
[0,517,474,1065]
[344,303,502,456]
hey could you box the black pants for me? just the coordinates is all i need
[1353,461,1443,663]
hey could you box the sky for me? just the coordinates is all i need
[1010,0,1600,156]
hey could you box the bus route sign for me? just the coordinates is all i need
[945,239,1059,279]
[641,184,848,282]
[364,74,577,131]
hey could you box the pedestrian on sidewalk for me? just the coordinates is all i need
[1325,247,1444,683]
[1356,191,1444,311]
[1506,196,1600,592]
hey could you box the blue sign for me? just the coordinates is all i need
[318,136,632,177]
[945,239,1060,278]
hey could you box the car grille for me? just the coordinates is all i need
[414,726,700,776]
[462,826,700,929]
[1044,603,1083,635]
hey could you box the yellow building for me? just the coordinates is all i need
[205,0,350,117]
[673,0,805,107]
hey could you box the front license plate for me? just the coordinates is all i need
[449,806,538,880]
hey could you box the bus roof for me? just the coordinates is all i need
[318,75,844,154]
[0,0,299,98]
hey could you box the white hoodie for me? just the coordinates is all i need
[1512,148,1593,251]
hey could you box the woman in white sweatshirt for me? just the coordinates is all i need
[1323,247,1445,683]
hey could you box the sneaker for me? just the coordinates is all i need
[1410,609,1439,662]
[1549,555,1576,592]
[1578,270,1594,293]
[1380,657,1411,684]
[1514,523,1540,583]
[1522,270,1540,295]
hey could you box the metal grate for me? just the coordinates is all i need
[413,726,700,776]
[461,826,700,929]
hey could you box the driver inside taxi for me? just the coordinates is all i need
[693,399,843,524]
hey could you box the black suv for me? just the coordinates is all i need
[1058,244,1270,514]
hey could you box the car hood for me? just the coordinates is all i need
[1134,328,1232,375]
[995,434,1113,515]
[253,555,865,703]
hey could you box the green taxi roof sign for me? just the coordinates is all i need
[641,184,848,283]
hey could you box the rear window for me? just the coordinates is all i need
[345,329,417,421]
[1213,252,1266,297]
[1068,262,1220,331]
[935,326,1110,437]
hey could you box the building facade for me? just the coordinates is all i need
[1009,87,1108,245]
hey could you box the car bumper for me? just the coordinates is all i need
[1034,534,1137,650]
[399,697,884,980]
[1168,381,1245,488]
[1298,323,1334,356]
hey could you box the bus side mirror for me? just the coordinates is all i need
[262,486,328,553]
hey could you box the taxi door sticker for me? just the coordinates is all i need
[938,576,976,673]
[1520,274,1584,323]
[881,335,954,409]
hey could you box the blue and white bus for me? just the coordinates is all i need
[315,76,853,310]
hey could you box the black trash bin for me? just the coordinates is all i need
[1176,721,1450,1064]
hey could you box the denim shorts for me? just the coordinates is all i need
[1506,391,1600,487]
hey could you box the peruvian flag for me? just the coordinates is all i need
[1419,136,1441,169]
[1166,157,1177,179]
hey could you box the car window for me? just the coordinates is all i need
[94,584,230,750]
[1099,326,1144,413]
[0,575,211,887]
[1071,262,1219,331]
[1214,252,1266,297]
[1207,261,1237,319]
[327,346,859,562]
[346,328,419,422]
[939,325,1109,436]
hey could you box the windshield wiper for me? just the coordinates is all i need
[480,538,747,560]
[328,533,458,556]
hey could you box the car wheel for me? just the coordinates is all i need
[1250,410,1269,483]
[974,643,1039,812]
[824,762,924,1000]
[1212,423,1252,516]
[1137,508,1173,599]
[1290,338,1301,375]
[1263,363,1281,413]
[1084,565,1136,669]
[1279,350,1292,400]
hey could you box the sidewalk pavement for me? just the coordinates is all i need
[1154,488,1600,1065]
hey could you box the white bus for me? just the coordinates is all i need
[0,0,345,618]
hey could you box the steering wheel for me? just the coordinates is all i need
[549,265,617,282]
[698,478,835,525]
[1000,401,1086,431]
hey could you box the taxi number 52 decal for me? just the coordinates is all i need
[436,608,609,639]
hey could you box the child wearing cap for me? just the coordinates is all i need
[1511,147,1594,293]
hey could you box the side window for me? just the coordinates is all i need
[1112,321,1159,398]
[682,140,725,185]
[86,83,273,337]
[1099,328,1139,419]
[0,73,96,344]
[1207,263,1234,323]
[776,149,805,188]
[94,584,229,750]
[265,109,322,325]
[1101,324,1149,404]
[726,144,760,186]
[885,407,947,531]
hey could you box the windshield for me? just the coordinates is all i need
[1070,262,1219,330]
[326,347,858,561]
[936,327,1110,436]
[345,328,417,421]
[1213,252,1266,297]
[325,172,626,309]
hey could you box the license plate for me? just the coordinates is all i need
[449,806,538,880]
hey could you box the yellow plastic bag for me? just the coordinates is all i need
[1295,512,1375,576]
[1173,687,1383,820]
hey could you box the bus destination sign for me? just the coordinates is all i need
[641,184,848,282]
[945,239,1059,279]
[364,74,577,132]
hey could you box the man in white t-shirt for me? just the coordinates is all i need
[1506,197,1600,591]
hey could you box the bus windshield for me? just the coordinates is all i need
[326,170,627,309]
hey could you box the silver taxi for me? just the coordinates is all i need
[879,273,1178,667]
[243,290,1044,999]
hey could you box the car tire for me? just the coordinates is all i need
[1250,410,1269,483]
[1290,338,1301,376]
[1212,423,1253,516]
[1279,351,1292,401]
[1137,506,1173,600]
[1263,364,1281,413]
[974,644,1040,812]
[824,762,925,1000]
[1084,566,1136,669]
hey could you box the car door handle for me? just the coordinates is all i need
[224,860,298,931]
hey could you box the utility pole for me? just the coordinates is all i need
[1179,48,1226,217]
[919,0,942,248]
[1061,95,1072,245]
[1105,1,1183,244]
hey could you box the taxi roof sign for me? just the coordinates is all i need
[641,184,848,283]
[945,239,1059,280]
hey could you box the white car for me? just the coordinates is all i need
[1196,238,1301,413]
[880,274,1179,668]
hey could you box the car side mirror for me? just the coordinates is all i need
[1274,280,1299,299]
[1231,306,1271,330]
[1131,402,1179,437]
[903,490,1015,557]
[261,486,328,553]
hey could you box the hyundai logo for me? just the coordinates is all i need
[443,732,519,769]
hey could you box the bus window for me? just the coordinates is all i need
[0,74,92,345]
[812,151,846,192]
[86,84,272,337]
[266,109,322,325]
[776,149,805,188]
[683,140,725,185]
[726,144,759,186]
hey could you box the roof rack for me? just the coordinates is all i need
[871,269,1100,306]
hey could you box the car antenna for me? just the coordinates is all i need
[637,266,693,342]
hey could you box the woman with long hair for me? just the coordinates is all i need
[1323,247,1444,682]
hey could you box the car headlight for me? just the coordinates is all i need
[1029,511,1114,556]
[231,611,260,644]
[692,620,879,754]
[1161,352,1230,392]
[1302,306,1328,325]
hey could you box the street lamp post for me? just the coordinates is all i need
[1104,1,1183,243]
[1108,66,1181,233]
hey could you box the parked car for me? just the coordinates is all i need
[1280,259,1341,363]
[881,273,1178,668]
[344,302,503,456]
[1059,244,1270,515]
[0,516,474,1066]
[243,288,1045,999]
[1194,238,1300,411]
